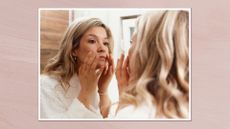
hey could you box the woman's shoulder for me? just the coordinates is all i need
[40,74,60,90]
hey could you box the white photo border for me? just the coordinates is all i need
[38,8,192,121]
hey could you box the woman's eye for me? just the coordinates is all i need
[88,39,96,44]
[103,42,109,46]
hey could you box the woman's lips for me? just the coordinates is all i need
[99,56,106,61]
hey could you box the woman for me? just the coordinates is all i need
[103,10,189,119]
[40,17,114,119]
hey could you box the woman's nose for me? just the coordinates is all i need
[97,42,106,53]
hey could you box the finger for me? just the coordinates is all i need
[107,54,113,66]
[96,67,104,78]
[108,54,115,74]
[90,56,99,72]
[121,56,129,82]
[115,58,121,78]
[83,51,92,63]
[82,51,93,71]
[103,56,109,75]
[123,55,129,68]
[123,55,129,75]
[104,63,108,75]
[119,53,125,76]
[79,60,87,73]
[79,65,83,74]
[115,54,122,78]
[120,53,124,65]
[116,53,124,73]
[110,54,115,73]
[115,59,120,80]
[102,55,109,76]
[86,51,96,67]
[109,65,113,75]
[86,52,97,73]
[79,65,85,77]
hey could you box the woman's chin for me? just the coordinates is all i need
[96,61,106,69]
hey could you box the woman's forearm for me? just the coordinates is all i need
[99,94,111,118]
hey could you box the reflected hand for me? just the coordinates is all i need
[115,53,130,96]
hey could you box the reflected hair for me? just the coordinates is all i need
[43,17,114,90]
[120,10,189,118]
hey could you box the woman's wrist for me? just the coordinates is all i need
[98,93,111,118]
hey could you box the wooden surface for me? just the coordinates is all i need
[40,10,69,72]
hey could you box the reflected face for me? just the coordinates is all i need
[74,26,110,68]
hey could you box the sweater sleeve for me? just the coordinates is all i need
[40,75,102,119]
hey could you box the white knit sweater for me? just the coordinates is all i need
[40,74,102,119]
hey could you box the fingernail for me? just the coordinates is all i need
[120,53,123,58]
[121,50,125,54]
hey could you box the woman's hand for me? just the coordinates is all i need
[78,51,103,109]
[98,54,115,94]
[98,54,114,118]
[115,53,130,96]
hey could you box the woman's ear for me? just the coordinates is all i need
[72,49,78,57]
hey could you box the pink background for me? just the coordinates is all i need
[0,0,229,129]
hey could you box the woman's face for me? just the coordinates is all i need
[74,26,110,68]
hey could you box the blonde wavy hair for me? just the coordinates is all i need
[43,17,114,90]
[120,10,189,118]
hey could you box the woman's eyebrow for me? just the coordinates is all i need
[87,34,97,38]
[87,34,108,40]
